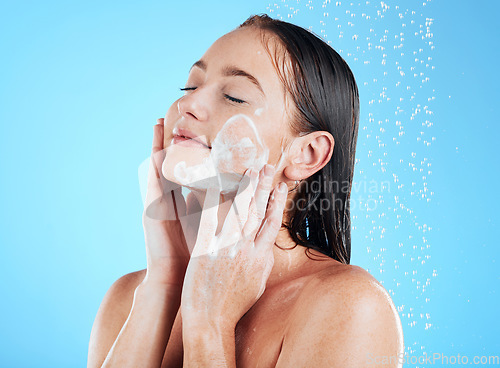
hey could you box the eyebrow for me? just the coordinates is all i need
[189,59,265,96]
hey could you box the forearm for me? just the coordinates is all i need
[182,320,236,368]
[101,282,181,368]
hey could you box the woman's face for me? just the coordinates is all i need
[162,27,293,193]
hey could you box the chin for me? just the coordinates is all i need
[162,145,205,178]
[161,144,216,189]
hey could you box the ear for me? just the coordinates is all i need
[283,131,334,181]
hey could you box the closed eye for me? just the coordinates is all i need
[223,94,245,104]
[179,87,246,104]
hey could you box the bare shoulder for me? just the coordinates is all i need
[87,269,147,367]
[277,263,404,367]
[95,268,147,321]
[311,262,393,305]
[301,262,402,333]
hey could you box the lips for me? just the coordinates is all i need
[172,127,211,148]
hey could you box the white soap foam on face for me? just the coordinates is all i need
[173,158,219,189]
[172,113,269,193]
[211,114,269,173]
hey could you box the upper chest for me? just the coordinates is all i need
[236,280,309,367]
[161,279,308,368]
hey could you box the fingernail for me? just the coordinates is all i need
[247,168,257,179]
[264,164,274,177]
[278,182,287,193]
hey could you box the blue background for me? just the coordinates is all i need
[0,0,498,367]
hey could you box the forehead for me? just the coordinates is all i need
[204,28,266,65]
[199,28,283,93]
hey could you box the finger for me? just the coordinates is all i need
[172,186,187,219]
[154,121,183,196]
[144,124,165,209]
[178,191,202,254]
[144,123,177,220]
[154,118,168,181]
[152,123,167,185]
[254,182,287,250]
[242,164,275,239]
[152,122,165,157]
[191,187,220,257]
[219,168,258,239]
[186,191,202,216]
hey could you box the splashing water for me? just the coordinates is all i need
[267,0,436,359]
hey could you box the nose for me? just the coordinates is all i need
[177,89,209,122]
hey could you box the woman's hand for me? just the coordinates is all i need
[180,165,288,329]
[142,119,194,288]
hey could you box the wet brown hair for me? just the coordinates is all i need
[239,14,359,264]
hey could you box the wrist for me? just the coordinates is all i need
[182,319,236,366]
[136,277,183,303]
[182,314,236,340]
[181,302,239,331]
[141,268,186,289]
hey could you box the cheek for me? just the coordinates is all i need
[262,131,285,168]
[158,107,283,193]
[212,114,269,175]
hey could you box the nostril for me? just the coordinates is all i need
[177,93,207,121]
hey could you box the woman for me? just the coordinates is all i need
[88,14,403,368]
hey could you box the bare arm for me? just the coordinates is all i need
[87,271,181,368]
[87,121,193,367]
[101,281,181,368]
[182,320,236,368]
